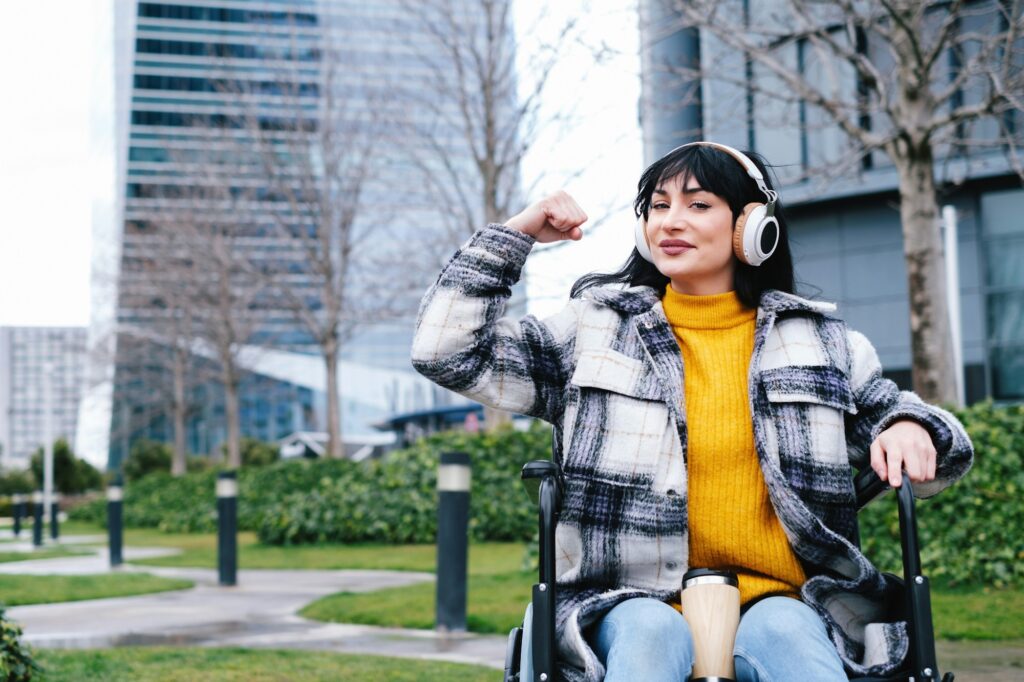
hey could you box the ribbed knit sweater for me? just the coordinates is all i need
[662,286,806,606]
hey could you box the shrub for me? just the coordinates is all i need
[859,401,1024,588]
[28,440,102,495]
[0,471,33,496]
[123,440,172,481]
[255,425,546,545]
[0,608,39,681]
[240,438,279,468]
[70,424,549,544]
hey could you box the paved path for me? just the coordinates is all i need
[3,547,507,670]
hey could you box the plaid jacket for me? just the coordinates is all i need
[412,224,973,680]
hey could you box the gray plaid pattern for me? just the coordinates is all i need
[412,224,974,680]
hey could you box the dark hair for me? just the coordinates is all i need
[570,144,795,308]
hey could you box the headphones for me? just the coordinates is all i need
[634,141,780,267]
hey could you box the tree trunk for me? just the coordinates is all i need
[894,146,958,405]
[324,339,344,458]
[223,364,242,469]
[171,346,188,476]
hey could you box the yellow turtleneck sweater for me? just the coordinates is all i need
[662,286,805,606]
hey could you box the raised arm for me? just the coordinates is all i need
[844,330,973,498]
[411,193,588,423]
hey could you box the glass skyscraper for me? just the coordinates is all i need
[83,0,510,468]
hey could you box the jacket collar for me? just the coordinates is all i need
[577,285,661,315]
[578,285,837,317]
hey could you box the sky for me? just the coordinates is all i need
[0,0,643,328]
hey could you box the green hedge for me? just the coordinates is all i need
[859,401,1024,588]
[68,424,547,543]
[67,458,365,535]
[256,426,542,545]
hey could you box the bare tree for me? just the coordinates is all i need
[91,214,205,476]
[130,221,207,475]
[396,0,592,428]
[150,173,268,471]
[397,0,587,248]
[651,0,1024,403]
[211,16,414,459]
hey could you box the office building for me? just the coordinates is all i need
[0,327,87,469]
[639,1,1023,402]
[81,0,516,467]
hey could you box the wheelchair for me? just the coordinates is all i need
[503,460,955,682]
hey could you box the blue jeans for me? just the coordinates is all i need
[588,596,847,681]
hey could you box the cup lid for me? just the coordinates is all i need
[683,568,738,588]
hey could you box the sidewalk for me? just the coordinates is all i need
[4,546,507,670]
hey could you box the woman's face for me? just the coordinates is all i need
[644,172,737,295]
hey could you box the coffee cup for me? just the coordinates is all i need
[680,568,740,682]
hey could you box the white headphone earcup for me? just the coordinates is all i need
[734,204,778,267]
[757,216,780,264]
[635,217,654,263]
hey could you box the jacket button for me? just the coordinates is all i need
[666,562,678,570]
[666,489,678,497]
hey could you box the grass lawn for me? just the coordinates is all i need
[34,647,495,681]
[0,573,193,607]
[65,521,526,574]
[303,575,1024,640]
[932,587,1024,640]
[0,547,86,563]
[301,570,533,634]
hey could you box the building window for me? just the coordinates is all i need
[982,189,1024,400]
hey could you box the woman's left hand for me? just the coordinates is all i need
[870,419,937,487]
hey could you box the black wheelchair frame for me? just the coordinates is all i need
[503,461,954,682]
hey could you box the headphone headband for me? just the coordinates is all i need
[672,141,776,211]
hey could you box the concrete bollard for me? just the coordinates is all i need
[50,493,60,540]
[12,493,24,538]
[108,477,124,567]
[32,490,44,547]
[436,451,471,633]
[217,470,238,586]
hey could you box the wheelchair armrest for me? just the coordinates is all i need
[521,460,564,506]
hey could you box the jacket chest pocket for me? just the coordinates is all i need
[563,349,671,477]
[761,365,857,464]
[762,364,857,414]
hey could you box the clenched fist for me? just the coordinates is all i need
[505,191,587,243]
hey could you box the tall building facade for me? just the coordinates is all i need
[82,0,514,467]
[639,0,1024,403]
[0,327,87,469]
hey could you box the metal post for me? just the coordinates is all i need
[12,493,23,538]
[43,364,54,536]
[436,451,471,633]
[108,477,123,567]
[50,493,60,540]
[32,490,43,547]
[942,205,965,407]
[217,470,238,586]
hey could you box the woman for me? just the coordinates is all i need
[412,142,972,681]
